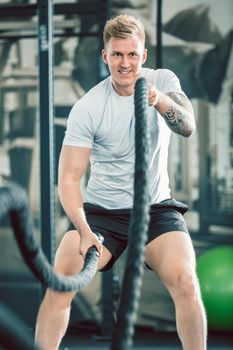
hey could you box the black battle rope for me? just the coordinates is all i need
[0,182,103,292]
[111,77,150,350]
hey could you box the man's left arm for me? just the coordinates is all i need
[148,85,196,137]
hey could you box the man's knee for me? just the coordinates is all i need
[167,266,201,302]
[179,270,200,299]
[43,289,76,311]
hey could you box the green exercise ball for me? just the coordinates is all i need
[196,246,233,331]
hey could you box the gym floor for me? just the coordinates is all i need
[61,327,233,350]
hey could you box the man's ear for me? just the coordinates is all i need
[142,49,148,64]
[102,49,108,64]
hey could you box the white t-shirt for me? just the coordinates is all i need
[63,68,185,209]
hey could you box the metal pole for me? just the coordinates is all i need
[97,0,111,82]
[0,2,101,18]
[156,0,163,68]
[98,0,116,338]
[38,0,55,264]
[198,100,210,234]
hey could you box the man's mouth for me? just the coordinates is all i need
[119,70,132,74]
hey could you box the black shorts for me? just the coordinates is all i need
[68,198,189,271]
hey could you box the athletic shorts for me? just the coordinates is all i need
[68,198,189,271]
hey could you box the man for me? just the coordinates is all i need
[35,14,207,350]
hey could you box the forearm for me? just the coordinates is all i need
[58,176,103,256]
[58,178,91,235]
[155,91,196,137]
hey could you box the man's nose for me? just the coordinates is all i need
[120,56,130,67]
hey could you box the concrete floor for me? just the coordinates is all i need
[61,328,233,350]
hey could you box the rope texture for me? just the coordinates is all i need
[111,77,150,350]
[0,182,102,292]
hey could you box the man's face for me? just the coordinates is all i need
[102,35,147,96]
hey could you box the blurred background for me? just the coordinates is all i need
[0,0,233,346]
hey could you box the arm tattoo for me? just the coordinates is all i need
[163,105,188,135]
[162,92,195,137]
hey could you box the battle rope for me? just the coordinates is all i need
[0,182,103,292]
[111,77,150,350]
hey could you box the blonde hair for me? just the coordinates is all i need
[103,14,145,48]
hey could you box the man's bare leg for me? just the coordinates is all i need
[35,289,74,350]
[145,231,207,350]
[35,230,112,350]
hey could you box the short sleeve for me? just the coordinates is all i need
[63,101,94,149]
[156,69,185,95]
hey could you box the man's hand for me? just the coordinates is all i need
[79,229,103,259]
[148,83,160,107]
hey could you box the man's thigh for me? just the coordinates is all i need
[54,230,113,274]
[145,231,196,286]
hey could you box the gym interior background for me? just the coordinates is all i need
[0,0,233,349]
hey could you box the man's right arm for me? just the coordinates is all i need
[58,145,102,257]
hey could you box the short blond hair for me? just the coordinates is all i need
[103,14,145,48]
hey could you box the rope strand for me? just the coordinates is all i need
[0,182,102,292]
[111,77,150,350]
